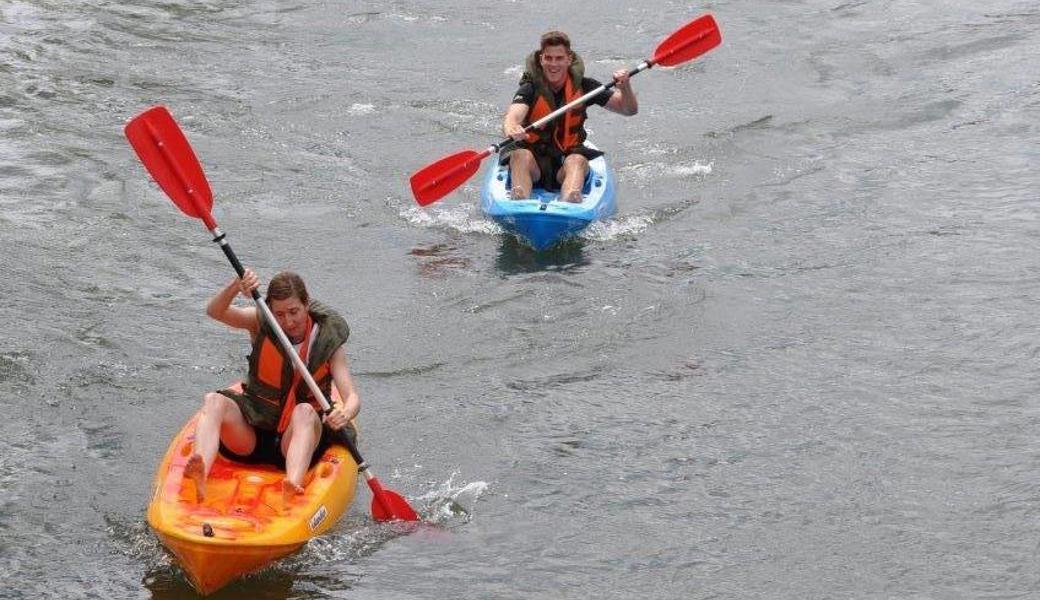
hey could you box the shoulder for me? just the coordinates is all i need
[580,77,604,91]
[309,301,350,341]
[511,81,535,105]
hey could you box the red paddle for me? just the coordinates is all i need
[125,106,419,523]
[409,13,722,206]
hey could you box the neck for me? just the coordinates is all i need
[546,74,565,92]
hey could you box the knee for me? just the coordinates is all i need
[563,154,589,170]
[202,392,228,414]
[291,402,320,426]
[511,149,535,168]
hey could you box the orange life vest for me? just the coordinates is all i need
[240,301,350,432]
[519,50,589,155]
[525,73,587,154]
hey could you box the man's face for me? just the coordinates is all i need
[539,44,572,89]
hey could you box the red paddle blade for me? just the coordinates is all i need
[651,14,722,67]
[124,106,215,227]
[409,149,490,206]
[368,481,420,522]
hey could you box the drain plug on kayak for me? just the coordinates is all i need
[202,523,214,537]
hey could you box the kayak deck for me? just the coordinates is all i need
[480,144,616,251]
[147,394,357,595]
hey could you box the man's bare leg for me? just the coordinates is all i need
[558,154,589,203]
[508,149,540,200]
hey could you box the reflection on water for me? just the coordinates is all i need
[408,242,472,279]
[142,564,297,599]
[409,235,590,275]
[494,235,589,274]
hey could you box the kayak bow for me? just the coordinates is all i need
[147,386,357,594]
[480,142,616,250]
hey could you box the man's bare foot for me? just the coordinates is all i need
[183,454,206,503]
[281,479,305,507]
[563,190,583,203]
[511,186,529,200]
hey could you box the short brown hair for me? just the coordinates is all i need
[266,271,310,305]
[540,30,570,51]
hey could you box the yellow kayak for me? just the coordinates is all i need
[147,387,358,595]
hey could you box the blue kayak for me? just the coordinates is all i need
[480,143,617,251]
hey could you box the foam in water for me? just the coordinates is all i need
[621,160,714,180]
[107,516,172,571]
[346,103,375,116]
[582,214,655,242]
[402,199,659,247]
[400,203,503,236]
[674,161,713,176]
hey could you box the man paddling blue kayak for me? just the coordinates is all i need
[409,14,721,207]
[501,30,639,203]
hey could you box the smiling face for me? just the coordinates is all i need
[539,44,572,90]
[270,295,309,343]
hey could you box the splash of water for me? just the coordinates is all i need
[582,214,655,243]
[400,204,503,236]
[415,472,490,525]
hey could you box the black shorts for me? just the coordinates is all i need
[218,426,334,470]
[500,145,604,192]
